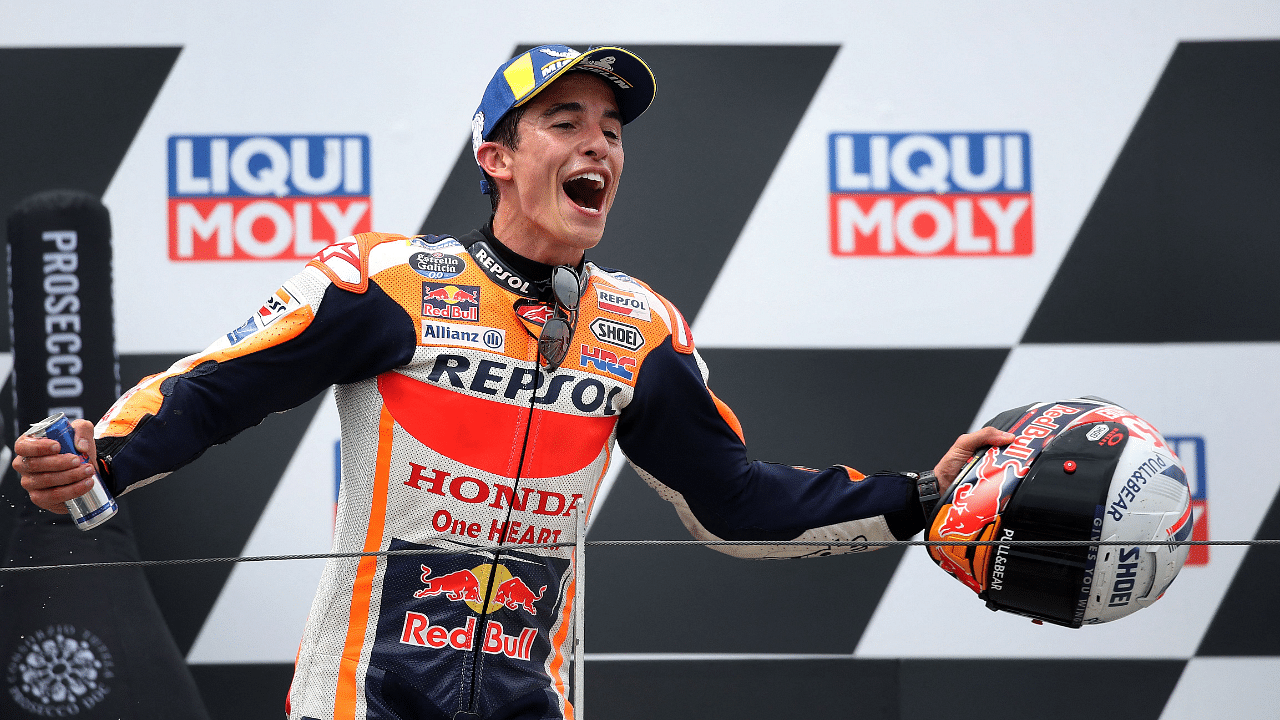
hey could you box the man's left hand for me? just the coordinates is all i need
[933,427,1015,495]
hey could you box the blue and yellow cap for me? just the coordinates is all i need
[473,45,656,193]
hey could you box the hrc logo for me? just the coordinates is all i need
[579,344,636,381]
[828,132,1033,257]
[168,135,371,261]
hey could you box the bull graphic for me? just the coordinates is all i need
[494,576,546,615]
[413,565,482,603]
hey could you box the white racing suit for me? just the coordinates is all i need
[93,228,927,720]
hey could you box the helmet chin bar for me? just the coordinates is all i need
[979,422,1127,628]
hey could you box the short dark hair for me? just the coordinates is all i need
[483,104,528,212]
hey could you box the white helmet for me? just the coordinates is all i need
[926,397,1192,627]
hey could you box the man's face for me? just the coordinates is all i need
[499,72,625,256]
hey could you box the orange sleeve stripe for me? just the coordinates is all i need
[548,576,575,720]
[840,466,866,481]
[630,279,694,355]
[99,305,315,438]
[708,390,746,445]
[655,294,693,354]
[333,405,395,720]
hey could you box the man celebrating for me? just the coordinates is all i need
[15,45,1010,720]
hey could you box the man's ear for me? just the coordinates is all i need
[476,141,513,182]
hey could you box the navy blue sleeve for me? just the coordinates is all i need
[98,280,417,493]
[616,338,925,541]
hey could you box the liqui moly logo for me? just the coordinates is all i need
[168,135,371,261]
[828,132,1032,256]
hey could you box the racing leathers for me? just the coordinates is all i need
[92,225,928,720]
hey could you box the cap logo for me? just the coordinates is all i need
[503,52,536,100]
[578,64,632,90]
[540,58,574,79]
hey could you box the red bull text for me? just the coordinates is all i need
[422,282,481,321]
[399,614,536,661]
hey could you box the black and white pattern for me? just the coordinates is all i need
[5,625,113,716]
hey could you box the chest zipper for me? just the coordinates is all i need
[461,329,545,716]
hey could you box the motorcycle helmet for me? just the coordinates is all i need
[926,397,1192,627]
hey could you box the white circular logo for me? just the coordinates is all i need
[5,624,113,716]
[483,330,503,349]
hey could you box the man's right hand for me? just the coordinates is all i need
[12,418,99,514]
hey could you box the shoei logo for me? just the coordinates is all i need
[1167,436,1210,566]
[168,135,371,261]
[828,132,1033,256]
[589,317,644,351]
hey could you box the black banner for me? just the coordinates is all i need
[6,190,119,433]
[1,191,209,719]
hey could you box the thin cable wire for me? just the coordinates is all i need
[0,538,1275,574]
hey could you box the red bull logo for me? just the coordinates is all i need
[936,467,1020,538]
[413,566,482,603]
[413,562,546,617]
[935,403,1084,540]
[928,402,1091,595]
[422,282,481,321]
[494,577,546,615]
[399,613,536,661]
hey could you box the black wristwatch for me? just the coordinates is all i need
[912,470,941,519]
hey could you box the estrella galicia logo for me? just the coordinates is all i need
[5,624,114,716]
[828,132,1033,256]
[410,251,465,280]
[422,282,480,322]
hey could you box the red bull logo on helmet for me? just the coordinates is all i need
[935,403,1083,539]
[422,282,481,321]
[928,401,1093,594]
[936,469,1021,539]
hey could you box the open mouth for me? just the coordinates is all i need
[562,172,606,212]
